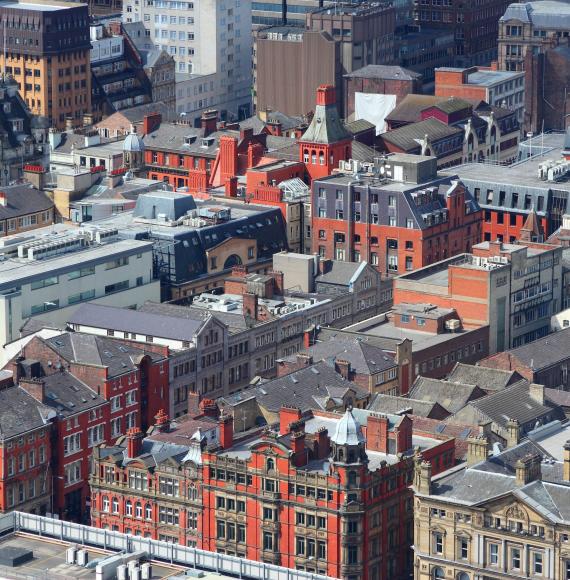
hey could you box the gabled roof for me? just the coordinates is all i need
[380,117,462,152]
[0,184,53,219]
[447,363,522,392]
[466,380,565,429]
[40,371,106,417]
[345,119,376,135]
[368,394,448,419]
[385,94,446,125]
[409,377,486,414]
[68,303,205,342]
[0,386,52,438]
[345,65,421,81]
[43,332,164,378]
[222,361,369,414]
[424,97,471,116]
[315,260,369,287]
[282,336,396,375]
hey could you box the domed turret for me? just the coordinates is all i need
[330,407,367,464]
[123,126,145,170]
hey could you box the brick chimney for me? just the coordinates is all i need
[247,142,264,168]
[315,426,329,459]
[154,409,170,432]
[225,176,238,198]
[467,435,490,466]
[201,110,218,137]
[126,427,144,458]
[366,413,389,453]
[291,428,307,467]
[296,353,313,368]
[335,359,351,380]
[220,136,238,182]
[280,406,302,435]
[199,398,219,418]
[19,377,45,403]
[315,84,336,106]
[515,453,542,486]
[243,292,258,320]
[142,112,162,135]
[269,270,284,295]
[219,413,233,450]
[266,119,283,136]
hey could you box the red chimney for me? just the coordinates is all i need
[366,413,389,453]
[220,136,238,182]
[142,112,162,135]
[291,429,307,467]
[316,85,336,106]
[280,406,302,435]
[201,110,218,137]
[199,398,219,418]
[154,409,170,432]
[19,377,45,403]
[126,427,144,458]
[269,269,284,295]
[315,427,329,459]
[243,292,258,320]
[225,176,238,198]
[219,413,233,449]
[296,353,313,368]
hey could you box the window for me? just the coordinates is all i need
[433,532,443,554]
[263,532,274,551]
[489,543,499,565]
[432,568,444,580]
[63,433,81,456]
[159,506,179,525]
[64,460,81,486]
[88,424,105,447]
[103,496,110,512]
[159,477,179,496]
[459,538,468,559]
[112,498,119,514]
[68,267,95,280]
[511,548,521,570]
[31,275,58,290]
[533,552,543,575]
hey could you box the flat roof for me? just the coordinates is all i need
[467,69,523,86]
[0,238,152,291]
[0,0,82,9]
[527,420,570,461]
[0,534,181,578]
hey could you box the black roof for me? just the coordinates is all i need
[0,386,52,438]
[0,184,53,220]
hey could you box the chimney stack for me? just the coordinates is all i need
[219,412,233,449]
[515,453,542,486]
[154,409,170,432]
[199,398,219,418]
[506,418,520,448]
[366,413,389,453]
[467,435,489,466]
[126,427,144,458]
[280,406,302,435]
[414,457,432,495]
[529,383,545,406]
[201,110,218,137]
[291,427,307,467]
[296,353,313,368]
[243,292,258,320]
[335,359,351,380]
[19,377,45,403]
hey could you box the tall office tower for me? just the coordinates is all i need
[0,0,91,129]
[123,0,252,120]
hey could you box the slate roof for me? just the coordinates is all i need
[500,1,570,30]
[368,394,448,419]
[495,328,570,371]
[351,140,381,162]
[315,261,367,286]
[426,97,471,115]
[143,123,231,156]
[447,363,522,392]
[0,184,53,219]
[282,337,396,375]
[0,387,52,438]
[409,377,486,414]
[118,101,174,125]
[385,94,446,125]
[545,388,570,408]
[68,303,205,342]
[44,332,164,378]
[345,119,376,135]
[465,381,565,429]
[240,111,304,132]
[381,117,462,151]
[222,361,369,413]
[40,371,106,417]
[299,99,351,145]
[345,65,421,81]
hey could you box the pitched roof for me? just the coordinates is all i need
[299,97,351,145]
[497,328,570,371]
[315,260,367,286]
[0,184,53,219]
[345,65,421,81]
[385,94,446,125]
[222,361,369,413]
[0,386,52,438]
[368,394,448,419]
[520,207,544,240]
[380,117,462,152]
[447,363,522,392]
[43,333,164,378]
[409,376,486,414]
[345,119,376,134]
[467,380,565,429]
[425,97,471,115]
[68,303,205,342]
[40,371,106,417]
[282,336,397,375]
[351,140,381,162]
[545,388,570,408]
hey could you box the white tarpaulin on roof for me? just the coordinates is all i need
[354,92,397,135]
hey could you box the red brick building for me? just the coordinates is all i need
[4,332,170,521]
[90,405,455,580]
[311,153,482,275]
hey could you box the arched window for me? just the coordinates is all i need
[456,573,469,580]
[145,503,152,520]
[135,502,142,518]
[112,497,119,514]
[188,485,197,500]
[303,149,309,163]
[319,151,325,166]
[432,567,445,580]
[125,500,133,516]
[266,458,275,471]
[102,496,109,512]
[311,151,317,165]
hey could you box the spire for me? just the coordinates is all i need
[331,407,366,446]
[520,206,544,242]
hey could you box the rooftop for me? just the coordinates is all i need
[501,1,570,29]
[345,64,421,81]
[467,69,524,87]
[0,0,84,10]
